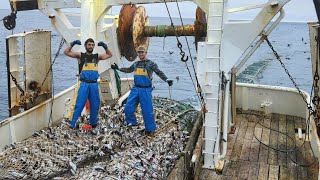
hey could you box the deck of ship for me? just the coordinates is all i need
[200,110,319,180]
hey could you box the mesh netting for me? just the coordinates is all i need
[0,97,197,179]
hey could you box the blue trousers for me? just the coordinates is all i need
[125,87,156,132]
[69,82,100,128]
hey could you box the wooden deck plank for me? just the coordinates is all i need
[250,127,262,162]
[259,117,270,163]
[287,164,297,180]
[301,116,319,180]
[277,114,287,165]
[237,160,250,180]
[268,165,279,180]
[297,166,308,180]
[252,127,263,143]
[258,163,269,180]
[279,165,288,180]
[245,125,254,140]
[226,120,240,161]
[240,139,251,161]
[308,162,319,180]
[268,114,279,165]
[286,115,297,180]
[248,162,259,180]
[222,112,318,180]
[305,141,319,180]
[295,117,308,180]
[225,160,239,178]
[230,115,248,161]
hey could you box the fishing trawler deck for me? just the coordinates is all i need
[200,110,319,180]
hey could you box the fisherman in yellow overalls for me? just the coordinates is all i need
[64,38,112,131]
[111,46,173,136]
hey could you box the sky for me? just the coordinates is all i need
[0,0,317,22]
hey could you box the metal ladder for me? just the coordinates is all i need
[202,0,225,169]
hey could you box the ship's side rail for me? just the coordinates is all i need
[0,78,134,151]
[0,85,75,151]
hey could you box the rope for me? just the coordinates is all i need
[114,69,122,96]
[156,25,167,37]
[239,112,317,167]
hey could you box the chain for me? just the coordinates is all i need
[174,0,205,103]
[313,30,320,126]
[265,36,316,116]
[163,0,188,62]
[31,38,65,102]
[9,72,25,96]
[163,0,206,107]
[41,38,65,87]
[6,52,25,97]
[313,33,320,107]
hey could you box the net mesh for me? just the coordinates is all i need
[0,97,198,179]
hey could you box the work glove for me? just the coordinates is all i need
[70,40,81,47]
[166,79,173,86]
[111,63,119,70]
[98,41,108,50]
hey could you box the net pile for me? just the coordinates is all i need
[0,97,198,179]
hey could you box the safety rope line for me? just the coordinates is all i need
[163,0,205,107]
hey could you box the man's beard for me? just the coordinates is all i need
[86,48,93,53]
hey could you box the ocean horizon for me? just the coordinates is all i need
[0,10,313,120]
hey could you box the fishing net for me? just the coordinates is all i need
[0,97,197,179]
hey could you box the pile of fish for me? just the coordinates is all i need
[0,97,198,179]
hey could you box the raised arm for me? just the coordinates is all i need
[98,41,112,60]
[64,40,81,58]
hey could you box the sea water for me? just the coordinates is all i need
[0,10,312,120]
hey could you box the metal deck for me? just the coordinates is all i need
[200,111,319,180]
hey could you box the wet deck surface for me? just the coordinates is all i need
[200,111,319,180]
